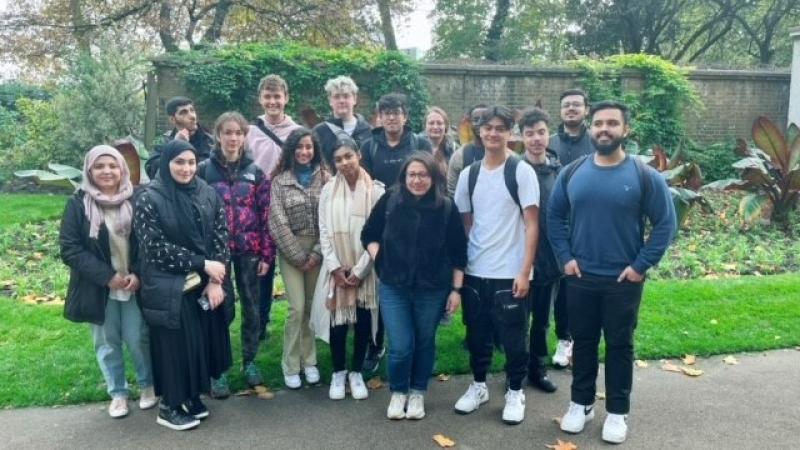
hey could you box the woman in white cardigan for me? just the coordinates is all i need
[311,136,384,401]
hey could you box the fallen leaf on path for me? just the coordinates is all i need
[722,355,739,365]
[234,389,255,396]
[552,416,562,425]
[437,373,450,382]
[367,376,384,390]
[795,346,800,351]
[680,366,704,377]
[595,392,606,400]
[661,362,682,373]
[635,360,649,368]
[432,434,455,448]
[257,391,275,400]
[682,354,697,365]
[545,439,578,450]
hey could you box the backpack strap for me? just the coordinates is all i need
[467,156,522,215]
[631,156,653,243]
[466,160,481,213]
[560,153,591,209]
[463,144,475,167]
[254,119,284,147]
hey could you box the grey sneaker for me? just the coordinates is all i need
[210,373,231,399]
[243,361,264,387]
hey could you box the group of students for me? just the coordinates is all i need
[59,76,676,445]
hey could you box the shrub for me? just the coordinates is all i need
[171,42,430,130]
[683,140,740,182]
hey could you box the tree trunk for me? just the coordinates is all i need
[483,0,510,61]
[202,0,232,44]
[377,0,398,50]
[70,0,91,54]
[158,1,179,52]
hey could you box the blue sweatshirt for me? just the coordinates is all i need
[547,155,676,278]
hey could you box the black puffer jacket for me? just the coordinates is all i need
[360,187,467,290]
[313,114,373,170]
[524,149,562,285]
[549,124,595,166]
[59,191,141,325]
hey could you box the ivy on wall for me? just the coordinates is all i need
[170,42,430,130]
[572,54,702,154]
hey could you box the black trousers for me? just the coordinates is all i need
[222,254,262,363]
[330,307,372,372]
[528,282,557,365]
[566,275,643,414]
[462,275,529,390]
[554,278,570,340]
[259,262,276,331]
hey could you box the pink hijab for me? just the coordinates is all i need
[80,145,134,239]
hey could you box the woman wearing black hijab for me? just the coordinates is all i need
[134,140,231,431]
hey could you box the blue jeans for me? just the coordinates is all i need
[379,282,447,393]
[90,299,153,398]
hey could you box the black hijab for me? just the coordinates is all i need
[156,139,207,256]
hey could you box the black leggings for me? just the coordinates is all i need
[330,307,372,372]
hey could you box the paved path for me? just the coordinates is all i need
[1,350,798,449]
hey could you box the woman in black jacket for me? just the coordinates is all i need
[134,140,230,431]
[361,151,467,421]
[59,145,155,419]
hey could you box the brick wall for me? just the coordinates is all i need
[147,62,790,148]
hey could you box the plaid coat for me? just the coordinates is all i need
[268,166,329,267]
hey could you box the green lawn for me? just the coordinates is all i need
[0,192,799,408]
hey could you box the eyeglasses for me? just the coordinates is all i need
[561,101,585,109]
[406,172,430,180]
[381,109,405,118]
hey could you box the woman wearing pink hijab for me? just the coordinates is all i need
[59,145,155,419]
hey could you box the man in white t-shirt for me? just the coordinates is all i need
[453,105,540,425]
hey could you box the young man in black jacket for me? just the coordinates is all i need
[145,97,214,179]
[312,76,372,171]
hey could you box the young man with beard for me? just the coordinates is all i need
[446,104,487,196]
[247,74,303,343]
[548,88,595,370]
[360,92,432,372]
[518,107,561,395]
[453,106,539,425]
[548,101,676,444]
[312,76,372,172]
[145,97,215,179]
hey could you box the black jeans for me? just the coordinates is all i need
[222,254,262,363]
[528,282,557,364]
[462,275,529,390]
[566,275,643,414]
[554,278,570,340]
[330,307,372,372]
[259,262,276,332]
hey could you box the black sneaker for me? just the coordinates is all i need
[363,345,385,372]
[157,404,200,431]
[182,397,209,420]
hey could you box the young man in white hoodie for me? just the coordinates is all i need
[247,74,303,353]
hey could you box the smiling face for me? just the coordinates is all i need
[425,111,447,141]
[170,104,198,133]
[333,145,361,180]
[169,150,197,184]
[329,89,357,120]
[259,88,288,122]
[218,120,246,161]
[560,94,587,128]
[523,121,550,160]
[405,161,432,198]
[479,117,511,153]
[379,107,407,136]
[90,155,122,194]
[294,135,315,166]
[590,107,630,155]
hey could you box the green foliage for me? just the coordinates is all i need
[572,54,702,153]
[683,140,740,182]
[0,98,61,175]
[0,82,51,110]
[174,42,430,130]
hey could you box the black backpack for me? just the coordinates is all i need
[466,155,523,215]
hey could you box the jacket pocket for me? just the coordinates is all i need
[63,271,107,325]
[493,289,527,327]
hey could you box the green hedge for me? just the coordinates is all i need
[171,43,430,130]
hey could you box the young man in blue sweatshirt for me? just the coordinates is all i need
[547,101,676,444]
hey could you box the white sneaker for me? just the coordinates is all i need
[329,371,346,400]
[553,340,573,368]
[603,413,628,444]
[406,393,425,420]
[387,393,407,420]
[502,389,525,425]
[108,397,129,418]
[284,374,302,389]
[304,366,320,384]
[139,386,158,410]
[454,381,489,414]
[560,401,595,433]
[348,372,368,400]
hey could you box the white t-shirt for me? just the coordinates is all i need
[454,159,540,279]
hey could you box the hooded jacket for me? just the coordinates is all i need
[549,123,595,166]
[523,149,562,284]
[247,114,302,177]
[145,127,214,179]
[360,125,432,186]
[313,114,373,170]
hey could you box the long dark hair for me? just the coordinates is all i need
[396,151,447,206]
[271,127,324,178]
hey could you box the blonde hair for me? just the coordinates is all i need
[324,75,359,96]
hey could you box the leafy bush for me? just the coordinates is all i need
[572,54,701,154]
[0,82,51,110]
[171,42,430,130]
[0,98,61,172]
[683,140,740,182]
